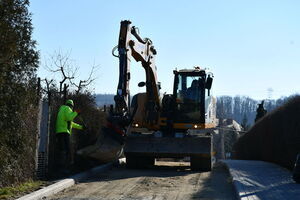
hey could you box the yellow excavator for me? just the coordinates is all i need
[109,20,217,171]
[79,20,217,171]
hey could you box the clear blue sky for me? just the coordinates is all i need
[30,0,300,99]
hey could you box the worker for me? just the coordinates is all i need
[186,80,199,101]
[55,99,83,169]
[255,100,267,122]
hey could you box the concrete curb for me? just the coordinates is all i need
[219,160,243,200]
[220,160,300,200]
[17,158,125,200]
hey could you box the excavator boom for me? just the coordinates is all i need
[114,20,160,125]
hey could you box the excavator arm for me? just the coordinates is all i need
[113,20,160,126]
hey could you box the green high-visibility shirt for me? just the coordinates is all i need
[55,105,83,134]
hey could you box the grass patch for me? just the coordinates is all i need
[0,180,44,199]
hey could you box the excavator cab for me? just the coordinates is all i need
[168,68,215,130]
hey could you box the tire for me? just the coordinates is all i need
[126,155,155,169]
[190,156,211,171]
[126,154,138,168]
[143,157,155,167]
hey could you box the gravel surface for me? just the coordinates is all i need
[48,161,237,200]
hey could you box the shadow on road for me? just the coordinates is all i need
[192,162,238,200]
[78,161,198,183]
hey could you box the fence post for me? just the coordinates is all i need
[35,78,42,178]
[35,80,51,179]
[63,84,69,103]
[36,78,41,104]
[36,100,51,179]
[35,100,42,177]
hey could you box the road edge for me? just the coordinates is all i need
[219,160,241,200]
[16,158,125,200]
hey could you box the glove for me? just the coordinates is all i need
[81,124,89,132]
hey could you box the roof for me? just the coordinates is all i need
[174,67,213,76]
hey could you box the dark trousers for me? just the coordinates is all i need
[56,132,70,168]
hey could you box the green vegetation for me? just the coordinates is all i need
[0,0,39,187]
[0,0,106,186]
[0,180,44,199]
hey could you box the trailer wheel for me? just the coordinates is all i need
[190,156,211,171]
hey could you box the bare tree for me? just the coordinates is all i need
[70,63,99,94]
[45,51,77,94]
[42,79,54,93]
[44,51,99,96]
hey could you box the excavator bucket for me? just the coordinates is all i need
[77,127,124,163]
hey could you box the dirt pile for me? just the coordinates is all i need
[234,96,300,169]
